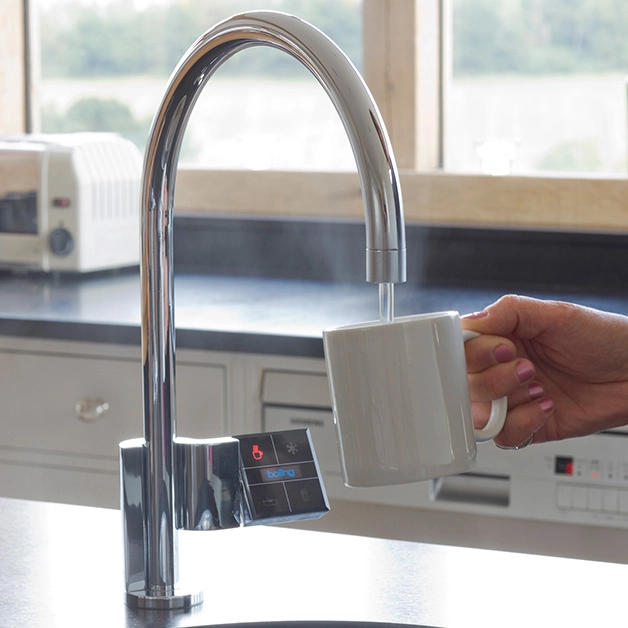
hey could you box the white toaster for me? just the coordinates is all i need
[0,133,142,272]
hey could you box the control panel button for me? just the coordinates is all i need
[238,434,277,468]
[284,478,327,514]
[603,489,619,514]
[555,456,574,475]
[587,487,603,512]
[272,430,314,463]
[572,486,587,510]
[556,484,572,509]
[248,484,290,518]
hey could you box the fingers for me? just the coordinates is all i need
[472,381,549,423]
[472,396,554,448]
[467,362,530,401]
[463,326,555,447]
[508,381,546,407]
[464,333,517,373]
[464,333,535,401]
[492,398,555,449]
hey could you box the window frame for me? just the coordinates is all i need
[1,0,28,133]
[7,0,628,234]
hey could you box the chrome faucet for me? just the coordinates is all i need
[119,11,406,611]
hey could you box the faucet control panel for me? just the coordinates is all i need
[237,429,330,525]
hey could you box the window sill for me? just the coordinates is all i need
[176,167,628,233]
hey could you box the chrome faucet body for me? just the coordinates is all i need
[120,11,406,610]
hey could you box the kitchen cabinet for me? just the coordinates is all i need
[0,336,231,508]
[0,336,330,510]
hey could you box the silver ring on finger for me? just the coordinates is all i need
[496,434,534,451]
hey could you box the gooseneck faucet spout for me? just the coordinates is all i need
[122,10,406,610]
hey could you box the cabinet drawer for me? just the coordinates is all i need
[0,350,226,459]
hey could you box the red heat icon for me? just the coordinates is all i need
[251,444,264,461]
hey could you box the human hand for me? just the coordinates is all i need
[462,295,628,448]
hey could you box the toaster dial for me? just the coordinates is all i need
[48,228,74,257]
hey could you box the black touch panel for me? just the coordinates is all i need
[236,428,330,526]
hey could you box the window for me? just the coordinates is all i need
[447,0,628,176]
[36,0,362,171]
[4,0,628,232]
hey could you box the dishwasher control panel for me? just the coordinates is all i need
[237,429,330,525]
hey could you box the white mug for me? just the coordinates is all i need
[323,311,508,487]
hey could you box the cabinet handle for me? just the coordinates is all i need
[74,399,110,422]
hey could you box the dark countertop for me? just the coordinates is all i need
[1,496,627,627]
[1,269,628,357]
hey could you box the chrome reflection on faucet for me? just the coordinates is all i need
[120,10,406,610]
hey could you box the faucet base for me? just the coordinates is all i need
[126,588,203,610]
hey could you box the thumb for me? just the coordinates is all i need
[461,295,567,340]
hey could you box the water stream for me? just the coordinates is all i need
[379,282,394,323]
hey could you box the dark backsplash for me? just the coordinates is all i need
[174,214,628,295]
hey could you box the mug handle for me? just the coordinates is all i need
[462,329,509,443]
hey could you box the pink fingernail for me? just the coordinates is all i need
[463,310,488,319]
[528,383,544,400]
[494,344,515,362]
[540,398,554,414]
[516,361,535,383]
